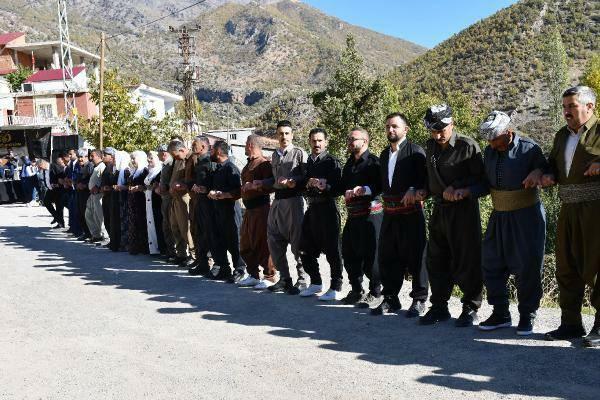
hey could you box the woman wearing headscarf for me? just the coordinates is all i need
[127,150,149,255]
[144,151,165,255]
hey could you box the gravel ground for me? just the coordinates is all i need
[0,204,598,400]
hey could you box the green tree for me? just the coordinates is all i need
[541,28,569,129]
[312,34,399,159]
[5,66,33,92]
[79,69,181,152]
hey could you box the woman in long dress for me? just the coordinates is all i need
[144,151,165,255]
[109,151,130,252]
[127,151,149,255]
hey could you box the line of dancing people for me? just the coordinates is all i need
[40,85,600,348]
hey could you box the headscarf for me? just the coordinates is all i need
[479,110,512,140]
[116,150,131,185]
[144,151,163,186]
[130,150,148,179]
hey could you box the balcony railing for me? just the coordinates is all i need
[4,115,65,127]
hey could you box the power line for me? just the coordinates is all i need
[106,0,208,40]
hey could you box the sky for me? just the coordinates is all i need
[302,0,520,48]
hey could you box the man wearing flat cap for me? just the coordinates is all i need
[541,85,600,347]
[416,104,486,327]
[477,111,548,336]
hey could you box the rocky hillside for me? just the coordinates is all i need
[389,0,599,136]
[0,0,426,128]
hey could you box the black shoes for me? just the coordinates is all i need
[268,278,294,293]
[356,293,382,309]
[188,265,210,276]
[406,300,427,318]
[172,256,187,265]
[544,324,586,341]
[516,313,536,336]
[342,290,364,305]
[179,257,196,268]
[479,310,512,331]
[455,308,479,327]
[51,223,65,229]
[227,269,245,284]
[419,307,451,325]
[583,322,600,348]
[371,296,401,315]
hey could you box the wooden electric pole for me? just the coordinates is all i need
[98,32,106,149]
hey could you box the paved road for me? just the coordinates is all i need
[0,204,598,400]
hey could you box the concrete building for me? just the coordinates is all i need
[128,84,182,121]
[203,128,278,170]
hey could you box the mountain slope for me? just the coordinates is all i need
[0,0,426,127]
[389,0,599,134]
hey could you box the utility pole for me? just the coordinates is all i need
[169,24,201,140]
[98,32,106,149]
[57,0,78,135]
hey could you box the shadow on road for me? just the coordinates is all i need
[1,223,598,400]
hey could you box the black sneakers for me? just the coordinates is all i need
[455,308,479,327]
[479,311,512,331]
[544,324,586,341]
[342,290,364,305]
[370,296,401,315]
[516,313,536,336]
[406,300,427,318]
[419,307,451,325]
[268,278,294,293]
[356,293,382,309]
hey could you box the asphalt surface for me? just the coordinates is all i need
[0,203,598,400]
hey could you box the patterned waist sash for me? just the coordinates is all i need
[382,194,421,215]
[345,196,382,218]
[558,181,600,204]
[490,188,539,212]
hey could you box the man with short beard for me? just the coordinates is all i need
[338,127,383,307]
[208,140,246,283]
[541,86,600,347]
[417,104,486,327]
[255,120,309,295]
[74,149,94,241]
[297,128,344,301]
[85,149,106,242]
[157,144,176,260]
[372,113,429,316]
[100,147,117,242]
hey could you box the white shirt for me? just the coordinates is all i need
[388,137,407,187]
[565,126,584,177]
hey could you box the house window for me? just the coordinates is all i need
[37,104,54,119]
[229,133,237,140]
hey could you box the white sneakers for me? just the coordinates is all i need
[237,276,260,287]
[253,279,275,290]
[299,284,323,297]
[318,289,343,301]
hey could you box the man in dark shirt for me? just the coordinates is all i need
[297,128,343,301]
[157,144,176,260]
[63,149,80,235]
[339,127,383,307]
[238,134,276,288]
[44,155,66,228]
[372,113,429,317]
[416,104,486,327]
[187,136,221,277]
[208,140,246,283]
[74,148,94,241]
[100,147,117,245]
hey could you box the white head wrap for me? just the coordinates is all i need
[130,150,148,179]
[116,151,131,185]
[144,151,163,185]
[479,111,511,140]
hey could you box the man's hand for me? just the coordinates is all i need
[208,190,223,200]
[352,186,366,197]
[91,186,99,195]
[401,188,416,207]
[415,189,428,202]
[453,188,471,201]
[522,169,543,189]
[443,186,455,201]
[252,180,264,189]
[101,185,111,192]
[540,174,556,188]
[344,189,354,201]
[584,162,600,177]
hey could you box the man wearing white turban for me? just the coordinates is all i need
[477,110,548,336]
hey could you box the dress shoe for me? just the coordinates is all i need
[583,321,600,348]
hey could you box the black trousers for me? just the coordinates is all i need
[43,188,65,224]
[108,192,122,251]
[427,199,483,311]
[379,210,428,300]
[213,201,245,272]
[300,200,343,291]
[77,190,91,238]
[194,197,223,270]
[102,192,112,237]
[342,212,382,296]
